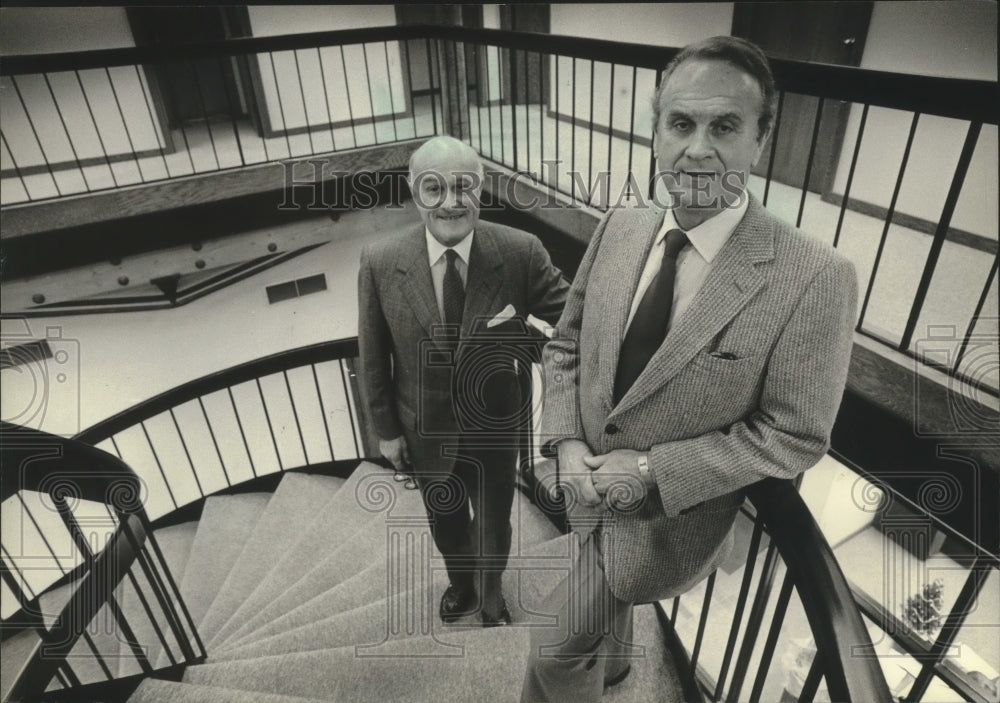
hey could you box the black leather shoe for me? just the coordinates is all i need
[604,664,632,688]
[480,601,512,627]
[440,583,478,623]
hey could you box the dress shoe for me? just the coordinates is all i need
[392,470,408,482]
[604,664,632,688]
[480,600,512,627]
[440,583,478,623]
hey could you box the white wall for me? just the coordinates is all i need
[0,7,135,54]
[548,4,735,141]
[247,6,407,134]
[0,204,420,438]
[830,1,998,240]
[0,8,166,172]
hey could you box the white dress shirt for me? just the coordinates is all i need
[625,197,748,334]
[426,228,474,321]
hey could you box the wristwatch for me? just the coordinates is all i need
[637,454,651,484]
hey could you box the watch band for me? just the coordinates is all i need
[637,454,650,483]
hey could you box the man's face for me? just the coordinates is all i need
[654,58,771,228]
[409,147,483,247]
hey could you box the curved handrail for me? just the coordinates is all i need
[747,477,892,702]
[2,422,144,513]
[74,338,359,445]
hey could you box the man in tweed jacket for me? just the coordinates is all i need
[358,137,568,627]
[522,37,857,701]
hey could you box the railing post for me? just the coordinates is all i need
[436,39,470,140]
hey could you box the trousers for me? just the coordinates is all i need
[521,530,642,702]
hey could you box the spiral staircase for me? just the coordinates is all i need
[2,339,890,703]
[3,459,679,703]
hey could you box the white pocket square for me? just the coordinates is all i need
[487,304,517,328]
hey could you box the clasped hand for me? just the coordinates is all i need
[555,440,644,509]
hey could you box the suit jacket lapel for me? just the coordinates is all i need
[600,205,666,408]
[397,226,440,339]
[462,224,504,334]
[613,195,775,414]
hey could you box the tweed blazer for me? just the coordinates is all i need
[541,193,858,603]
[358,220,568,473]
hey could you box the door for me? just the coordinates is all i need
[732,2,873,193]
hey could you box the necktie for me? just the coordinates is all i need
[613,228,688,404]
[442,249,465,328]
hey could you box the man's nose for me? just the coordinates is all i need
[684,127,713,160]
[440,186,462,209]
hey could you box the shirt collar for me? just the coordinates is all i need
[426,227,475,267]
[660,195,748,263]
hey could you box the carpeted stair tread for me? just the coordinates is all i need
[151,521,200,586]
[215,479,424,651]
[210,462,388,648]
[219,483,558,653]
[209,533,574,662]
[1,628,41,702]
[219,560,386,652]
[163,492,270,670]
[35,582,128,687]
[116,520,200,676]
[199,473,347,648]
[128,678,328,703]
[185,625,528,702]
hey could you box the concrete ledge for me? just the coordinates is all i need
[1,140,426,239]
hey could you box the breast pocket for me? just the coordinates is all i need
[687,351,763,417]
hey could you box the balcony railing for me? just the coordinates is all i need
[2,24,996,397]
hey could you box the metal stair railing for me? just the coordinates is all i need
[1,423,205,703]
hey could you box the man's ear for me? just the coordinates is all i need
[751,122,774,169]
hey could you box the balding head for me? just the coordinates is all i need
[408,136,484,182]
[408,137,485,246]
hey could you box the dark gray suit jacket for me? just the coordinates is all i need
[358,221,568,475]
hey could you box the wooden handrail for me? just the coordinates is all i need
[747,478,892,702]
[1,422,143,512]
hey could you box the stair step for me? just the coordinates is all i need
[129,678,328,703]
[212,462,400,648]
[199,473,346,648]
[152,521,201,587]
[220,500,563,655]
[219,475,559,652]
[152,492,269,669]
[185,626,528,702]
[1,628,42,702]
[35,582,126,687]
[219,560,385,653]
[176,493,271,626]
[116,520,200,677]
[210,534,573,663]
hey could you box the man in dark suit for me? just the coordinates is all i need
[522,36,858,700]
[358,136,568,626]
